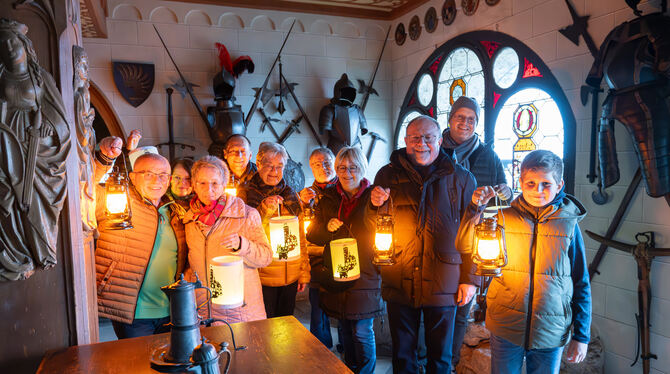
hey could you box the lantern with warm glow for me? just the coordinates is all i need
[224,174,237,196]
[303,206,315,235]
[269,215,301,261]
[330,238,360,281]
[209,256,244,309]
[472,216,507,277]
[102,168,133,230]
[373,213,395,265]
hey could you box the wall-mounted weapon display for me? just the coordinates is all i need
[156,86,196,162]
[244,20,295,127]
[586,230,670,374]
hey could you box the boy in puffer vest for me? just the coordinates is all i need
[456,150,591,374]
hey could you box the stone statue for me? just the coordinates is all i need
[0,18,71,281]
[73,45,96,232]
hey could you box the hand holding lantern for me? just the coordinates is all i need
[373,195,395,266]
[103,158,133,230]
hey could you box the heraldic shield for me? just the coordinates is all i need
[113,61,155,107]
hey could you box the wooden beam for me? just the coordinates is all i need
[164,0,430,20]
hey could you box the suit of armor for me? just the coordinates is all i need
[319,74,368,155]
[586,13,670,202]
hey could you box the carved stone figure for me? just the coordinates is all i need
[586,12,670,204]
[319,74,368,155]
[0,18,71,281]
[73,45,96,232]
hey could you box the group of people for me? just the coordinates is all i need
[94,96,591,374]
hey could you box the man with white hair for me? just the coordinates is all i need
[95,136,187,339]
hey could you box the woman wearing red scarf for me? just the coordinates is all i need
[184,156,272,323]
[307,147,383,374]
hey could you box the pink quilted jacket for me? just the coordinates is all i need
[184,196,272,324]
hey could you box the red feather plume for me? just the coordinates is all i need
[215,42,233,75]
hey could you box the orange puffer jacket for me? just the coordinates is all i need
[95,186,187,325]
[184,196,272,324]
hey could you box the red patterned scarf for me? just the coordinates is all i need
[190,196,226,226]
[336,178,370,220]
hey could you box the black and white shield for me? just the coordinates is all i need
[113,61,154,107]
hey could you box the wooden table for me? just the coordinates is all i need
[37,316,352,373]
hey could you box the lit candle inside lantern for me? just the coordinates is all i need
[373,214,395,265]
[472,216,507,277]
[102,170,133,230]
[209,256,244,308]
[269,215,301,261]
[330,238,360,282]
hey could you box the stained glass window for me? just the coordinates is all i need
[394,31,576,195]
[436,47,485,137]
[493,88,564,194]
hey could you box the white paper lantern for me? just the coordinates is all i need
[269,215,301,261]
[209,256,244,308]
[330,238,360,282]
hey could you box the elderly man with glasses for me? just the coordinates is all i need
[94,134,187,339]
[441,96,512,368]
[299,147,339,349]
[370,116,477,374]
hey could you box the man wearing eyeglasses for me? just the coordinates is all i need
[370,115,477,374]
[442,96,512,368]
[223,134,257,191]
[300,147,339,349]
[95,136,187,340]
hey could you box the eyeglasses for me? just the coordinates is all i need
[452,114,476,125]
[172,176,191,183]
[195,181,222,188]
[310,161,333,169]
[337,165,359,174]
[406,135,438,144]
[134,171,170,181]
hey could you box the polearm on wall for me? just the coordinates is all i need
[244,20,295,127]
[153,24,211,129]
[358,25,391,113]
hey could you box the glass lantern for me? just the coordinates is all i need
[303,205,315,235]
[102,168,133,230]
[472,216,507,277]
[373,213,394,265]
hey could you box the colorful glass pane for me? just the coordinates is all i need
[396,111,422,148]
[492,47,519,89]
[493,88,564,196]
[417,74,434,106]
[436,47,485,136]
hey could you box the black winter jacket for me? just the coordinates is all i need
[373,148,477,307]
[307,185,384,320]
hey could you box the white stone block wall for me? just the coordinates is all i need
[84,0,392,183]
[388,0,670,373]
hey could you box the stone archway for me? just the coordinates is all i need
[89,81,126,139]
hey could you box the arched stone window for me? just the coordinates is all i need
[395,31,576,195]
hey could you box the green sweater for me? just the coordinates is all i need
[134,204,178,319]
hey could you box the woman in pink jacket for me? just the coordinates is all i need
[184,155,272,323]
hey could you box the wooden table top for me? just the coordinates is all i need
[37,316,352,374]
